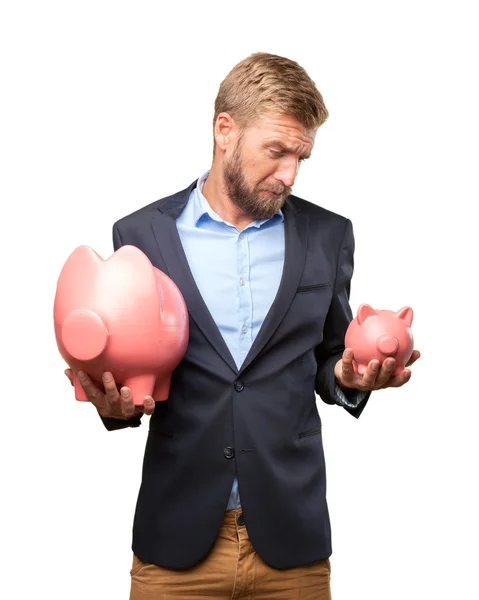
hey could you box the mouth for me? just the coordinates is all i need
[261,190,282,199]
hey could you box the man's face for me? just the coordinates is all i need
[223,113,316,220]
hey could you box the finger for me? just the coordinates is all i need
[386,369,412,388]
[102,372,121,408]
[118,386,136,419]
[340,349,356,384]
[142,396,156,416]
[77,371,105,408]
[405,350,421,367]
[374,358,396,388]
[360,359,380,389]
[65,369,74,386]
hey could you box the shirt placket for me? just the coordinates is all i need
[237,230,253,365]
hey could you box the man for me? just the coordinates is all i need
[66,53,419,599]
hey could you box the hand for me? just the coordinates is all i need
[334,348,421,391]
[64,369,156,419]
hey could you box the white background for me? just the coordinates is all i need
[1,1,478,598]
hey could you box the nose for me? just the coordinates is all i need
[376,335,399,356]
[62,309,109,361]
[274,156,298,188]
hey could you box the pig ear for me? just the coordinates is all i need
[395,306,413,326]
[55,245,104,315]
[59,245,103,281]
[105,245,157,290]
[357,304,377,325]
[103,245,159,310]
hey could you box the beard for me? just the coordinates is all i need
[223,141,292,221]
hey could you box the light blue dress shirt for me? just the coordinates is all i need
[176,171,284,510]
[175,171,366,510]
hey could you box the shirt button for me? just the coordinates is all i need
[224,446,235,459]
[241,326,247,334]
[239,233,245,240]
[239,278,245,286]
[234,380,244,392]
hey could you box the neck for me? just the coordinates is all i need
[202,163,255,231]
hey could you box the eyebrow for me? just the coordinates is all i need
[263,139,312,160]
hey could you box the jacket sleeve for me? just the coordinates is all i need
[99,222,144,431]
[314,219,371,418]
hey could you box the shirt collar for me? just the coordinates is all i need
[192,170,284,229]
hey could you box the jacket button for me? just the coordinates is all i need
[224,446,235,459]
[237,513,245,526]
[234,380,244,392]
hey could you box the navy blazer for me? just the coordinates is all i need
[101,180,370,569]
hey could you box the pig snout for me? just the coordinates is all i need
[376,334,398,356]
[61,309,109,361]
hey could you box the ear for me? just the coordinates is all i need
[357,304,377,325]
[395,306,413,327]
[59,245,103,283]
[100,244,164,329]
[214,112,235,152]
[104,245,158,299]
[55,245,104,318]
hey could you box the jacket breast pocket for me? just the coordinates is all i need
[297,425,322,439]
[297,282,331,293]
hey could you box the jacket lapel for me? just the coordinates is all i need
[150,183,238,374]
[149,183,309,377]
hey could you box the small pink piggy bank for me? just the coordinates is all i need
[54,245,189,405]
[345,304,414,376]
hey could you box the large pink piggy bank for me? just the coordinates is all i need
[54,245,189,405]
[345,304,414,376]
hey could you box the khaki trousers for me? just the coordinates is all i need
[130,509,331,599]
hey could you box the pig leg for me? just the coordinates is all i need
[73,372,89,401]
[123,374,156,406]
[152,373,172,402]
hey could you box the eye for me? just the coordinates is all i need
[269,150,285,159]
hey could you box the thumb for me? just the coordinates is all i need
[339,349,355,383]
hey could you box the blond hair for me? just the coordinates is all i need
[213,52,328,135]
